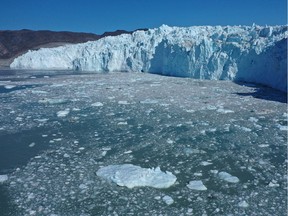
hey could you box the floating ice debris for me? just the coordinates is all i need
[200,161,213,166]
[28,142,36,148]
[184,148,206,155]
[210,170,219,174]
[31,90,47,94]
[277,124,288,131]
[166,138,174,144]
[268,180,280,187]
[117,121,128,125]
[235,125,252,132]
[217,108,234,114]
[124,150,132,154]
[218,171,239,183]
[185,109,195,113]
[154,196,161,200]
[162,195,174,205]
[118,101,129,105]
[0,175,8,183]
[57,109,70,117]
[187,180,207,191]
[96,164,177,189]
[91,102,104,107]
[34,118,49,123]
[63,153,70,158]
[248,117,258,122]
[140,99,159,104]
[206,105,217,110]
[39,98,68,104]
[238,200,249,208]
[258,144,269,148]
[4,85,16,89]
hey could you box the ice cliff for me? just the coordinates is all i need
[11,25,287,91]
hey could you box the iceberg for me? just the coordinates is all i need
[11,25,287,91]
[96,164,177,189]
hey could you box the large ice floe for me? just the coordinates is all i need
[96,164,177,188]
[10,24,287,91]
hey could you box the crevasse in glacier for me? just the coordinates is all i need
[10,25,287,91]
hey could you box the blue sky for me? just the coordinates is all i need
[1,0,286,34]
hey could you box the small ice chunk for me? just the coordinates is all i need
[4,85,16,89]
[28,142,36,148]
[118,121,128,125]
[91,102,103,107]
[57,109,70,117]
[218,171,239,183]
[63,153,70,158]
[162,195,174,205]
[248,117,258,122]
[217,108,234,114]
[238,200,249,208]
[154,196,161,200]
[241,127,252,132]
[118,101,129,105]
[140,99,158,104]
[258,144,269,148]
[277,124,288,131]
[210,170,219,174]
[39,98,67,104]
[124,150,132,154]
[0,175,8,183]
[200,161,213,166]
[166,138,174,144]
[96,164,177,189]
[268,180,279,187]
[187,180,207,191]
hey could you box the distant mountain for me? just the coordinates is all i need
[0,29,136,67]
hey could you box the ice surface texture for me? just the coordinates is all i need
[96,164,177,189]
[11,25,287,91]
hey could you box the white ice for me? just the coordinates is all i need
[96,164,177,189]
[218,171,240,183]
[187,180,207,191]
[57,109,70,117]
[162,195,174,205]
[11,24,287,92]
[0,175,8,183]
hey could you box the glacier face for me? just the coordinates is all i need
[10,25,287,91]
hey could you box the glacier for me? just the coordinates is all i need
[10,24,287,91]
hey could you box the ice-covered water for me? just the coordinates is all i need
[0,70,287,215]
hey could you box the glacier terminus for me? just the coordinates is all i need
[10,24,287,92]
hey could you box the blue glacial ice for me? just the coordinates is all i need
[10,25,287,91]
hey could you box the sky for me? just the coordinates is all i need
[0,0,287,34]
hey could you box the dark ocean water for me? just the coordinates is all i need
[0,70,287,215]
